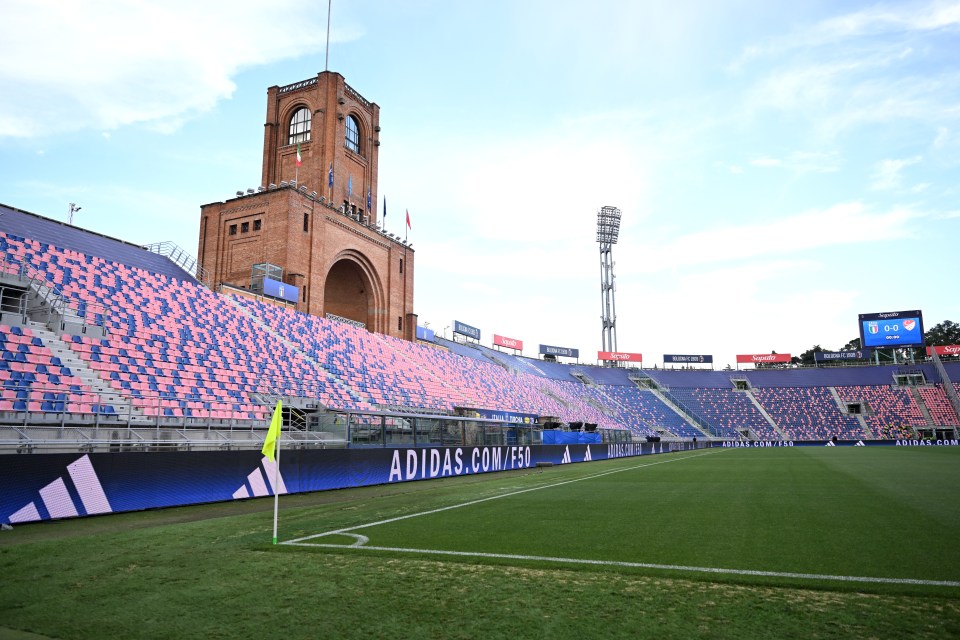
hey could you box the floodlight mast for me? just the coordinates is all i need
[596,206,621,356]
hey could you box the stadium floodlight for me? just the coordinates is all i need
[596,205,621,245]
[596,206,622,356]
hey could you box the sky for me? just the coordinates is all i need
[0,0,958,370]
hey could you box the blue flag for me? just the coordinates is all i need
[348,175,353,196]
[367,188,371,212]
[328,162,333,189]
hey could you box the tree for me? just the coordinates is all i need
[840,337,861,351]
[925,320,960,346]
[795,345,824,366]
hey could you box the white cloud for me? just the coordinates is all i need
[623,202,919,272]
[0,0,358,137]
[732,0,960,68]
[748,151,841,173]
[736,2,960,138]
[871,156,923,190]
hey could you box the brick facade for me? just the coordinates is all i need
[197,72,416,340]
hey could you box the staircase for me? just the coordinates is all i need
[645,385,713,438]
[29,322,146,422]
[910,387,935,427]
[743,390,788,439]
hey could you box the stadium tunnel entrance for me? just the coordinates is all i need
[323,252,384,331]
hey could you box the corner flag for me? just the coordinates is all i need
[262,399,283,544]
[262,400,282,462]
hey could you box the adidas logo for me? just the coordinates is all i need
[232,456,288,499]
[8,454,112,523]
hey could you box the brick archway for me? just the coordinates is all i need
[322,250,385,332]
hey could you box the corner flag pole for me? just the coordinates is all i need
[272,441,280,545]
[262,400,283,544]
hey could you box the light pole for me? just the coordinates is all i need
[68,203,82,225]
[597,205,622,355]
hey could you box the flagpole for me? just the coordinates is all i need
[325,0,333,72]
[262,399,283,545]
[272,435,280,545]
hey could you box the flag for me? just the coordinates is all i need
[261,400,282,462]
[348,175,353,196]
[328,162,334,188]
[296,144,302,167]
[367,188,371,212]
[406,209,411,230]
[383,196,387,220]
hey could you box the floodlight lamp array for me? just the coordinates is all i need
[596,205,622,244]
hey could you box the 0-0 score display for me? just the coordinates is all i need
[858,310,924,348]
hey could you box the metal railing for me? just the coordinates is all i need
[0,258,109,334]
[143,242,211,288]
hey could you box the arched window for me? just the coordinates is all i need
[288,107,311,145]
[345,115,360,154]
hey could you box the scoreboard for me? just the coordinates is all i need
[858,310,924,348]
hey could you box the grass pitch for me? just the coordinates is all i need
[2,446,960,639]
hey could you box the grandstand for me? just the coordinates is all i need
[1,202,958,450]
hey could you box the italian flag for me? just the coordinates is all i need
[296,144,302,167]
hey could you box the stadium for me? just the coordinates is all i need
[3,13,960,637]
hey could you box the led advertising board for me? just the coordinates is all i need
[736,353,792,364]
[493,334,523,351]
[539,344,579,358]
[927,345,960,356]
[262,277,299,303]
[598,351,642,362]
[453,320,481,341]
[664,354,714,364]
[814,350,871,362]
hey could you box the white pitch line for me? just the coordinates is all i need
[284,449,722,545]
[283,542,960,588]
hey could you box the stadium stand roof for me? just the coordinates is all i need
[0,204,196,283]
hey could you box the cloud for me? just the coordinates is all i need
[731,0,960,69]
[735,2,960,138]
[871,156,923,190]
[0,0,359,138]
[749,151,841,173]
[622,202,919,273]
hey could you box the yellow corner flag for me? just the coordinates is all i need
[261,400,283,462]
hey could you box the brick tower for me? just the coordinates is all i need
[198,71,416,340]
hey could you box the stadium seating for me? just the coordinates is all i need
[0,204,958,441]
[835,385,926,435]
[753,386,863,441]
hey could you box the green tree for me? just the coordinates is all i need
[925,320,960,346]
[795,345,824,366]
[841,337,861,351]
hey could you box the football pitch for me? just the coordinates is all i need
[2,446,960,639]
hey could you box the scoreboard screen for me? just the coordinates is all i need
[858,310,924,348]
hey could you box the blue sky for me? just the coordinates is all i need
[1,0,957,369]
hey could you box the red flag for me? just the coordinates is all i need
[296,144,302,167]
[405,209,411,230]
